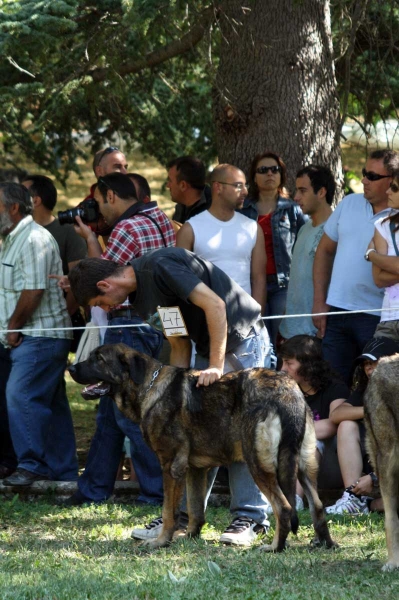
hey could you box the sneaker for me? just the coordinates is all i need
[219,517,268,546]
[325,491,369,515]
[131,516,163,540]
[131,514,188,541]
[296,494,305,511]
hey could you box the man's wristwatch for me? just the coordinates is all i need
[369,471,379,487]
[365,248,377,261]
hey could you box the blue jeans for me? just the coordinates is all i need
[265,281,287,349]
[6,336,78,480]
[78,316,164,504]
[188,324,272,527]
[322,306,380,385]
[0,344,17,470]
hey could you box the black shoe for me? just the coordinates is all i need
[0,465,15,479]
[2,468,50,486]
[61,492,97,507]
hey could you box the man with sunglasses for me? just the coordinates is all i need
[65,172,175,507]
[312,149,395,384]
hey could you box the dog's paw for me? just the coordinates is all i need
[382,561,399,572]
[310,537,338,550]
[142,537,171,549]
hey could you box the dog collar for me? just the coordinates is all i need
[145,366,163,395]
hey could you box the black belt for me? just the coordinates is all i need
[108,307,139,320]
[266,274,279,284]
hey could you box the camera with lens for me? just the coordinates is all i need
[58,198,100,226]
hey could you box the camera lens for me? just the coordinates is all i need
[58,207,83,225]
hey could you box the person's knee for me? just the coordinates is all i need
[337,420,360,441]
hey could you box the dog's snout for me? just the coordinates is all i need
[68,365,76,375]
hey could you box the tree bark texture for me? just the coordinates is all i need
[213,0,343,198]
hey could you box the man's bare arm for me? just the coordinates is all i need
[7,289,44,347]
[188,282,227,386]
[168,336,192,368]
[176,222,194,251]
[312,234,337,337]
[250,223,267,313]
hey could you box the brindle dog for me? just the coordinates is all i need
[69,343,335,551]
[364,354,399,571]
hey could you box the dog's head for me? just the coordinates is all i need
[68,343,151,421]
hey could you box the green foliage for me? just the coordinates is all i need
[1,0,399,182]
[0,0,217,182]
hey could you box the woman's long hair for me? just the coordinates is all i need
[248,151,290,199]
[278,335,337,391]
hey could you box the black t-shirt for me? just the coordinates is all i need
[128,247,261,357]
[345,389,364,408]
[305,379,350,422]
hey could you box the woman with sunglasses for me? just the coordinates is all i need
[366,154,399,342]
[239,152,306,348]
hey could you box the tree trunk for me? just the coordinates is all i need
[213,0,343,199]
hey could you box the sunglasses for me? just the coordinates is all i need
[361,168,391,182]
[389,182,399,193]
[256,165,281,175]
[95,146,119,167]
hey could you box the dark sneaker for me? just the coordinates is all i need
[219,517,268,546]
[3,468,49,486]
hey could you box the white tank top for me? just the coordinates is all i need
[188,210,257,295]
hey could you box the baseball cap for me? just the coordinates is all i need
[354,336,399,364]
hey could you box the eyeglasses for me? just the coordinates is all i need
[255,165,281,175]
[215,181,247,191]
[389,182,399,193]
[95,146,119,167]
[362,168,391,182]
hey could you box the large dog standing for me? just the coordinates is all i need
[69,343,335,551]
[364,354,399,571]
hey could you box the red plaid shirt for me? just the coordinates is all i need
[102,205,175,264]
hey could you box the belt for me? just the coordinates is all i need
[266,274,278,284]
[108,307,139,320]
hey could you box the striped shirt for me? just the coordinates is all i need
[102,205,175,264]
[0,216,72,345]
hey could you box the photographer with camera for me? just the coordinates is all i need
[64,172,175,506]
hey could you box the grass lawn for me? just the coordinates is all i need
[0,498,397,600]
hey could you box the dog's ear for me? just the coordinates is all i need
[117,350,148,386]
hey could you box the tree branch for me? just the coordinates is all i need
[90,5,219,83]
[339,0,370,129]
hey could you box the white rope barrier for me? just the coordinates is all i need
[2,305,399,335]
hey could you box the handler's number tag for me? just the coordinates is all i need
[157,306,188,337]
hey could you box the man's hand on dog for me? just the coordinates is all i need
[196,366,223,387]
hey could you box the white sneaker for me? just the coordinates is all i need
[325,491,369,515]
[295,494,305,511]
[219,517,268,546]
[131,516,163,540]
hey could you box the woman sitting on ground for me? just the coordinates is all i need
[325,336,399,515]
[279,335,349,508]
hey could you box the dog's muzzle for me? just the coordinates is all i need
[81,382,111,400]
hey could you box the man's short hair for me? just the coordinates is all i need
[23,175,57,211]
[369,149,396,163]
[296,165,336,206]
[92,146,120,173]
[383,151,399,180]
[69,258,124,306]
[97,173,138,202]
[166,156,206,190]
[128,173,151,202]
[0,182,33,216]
